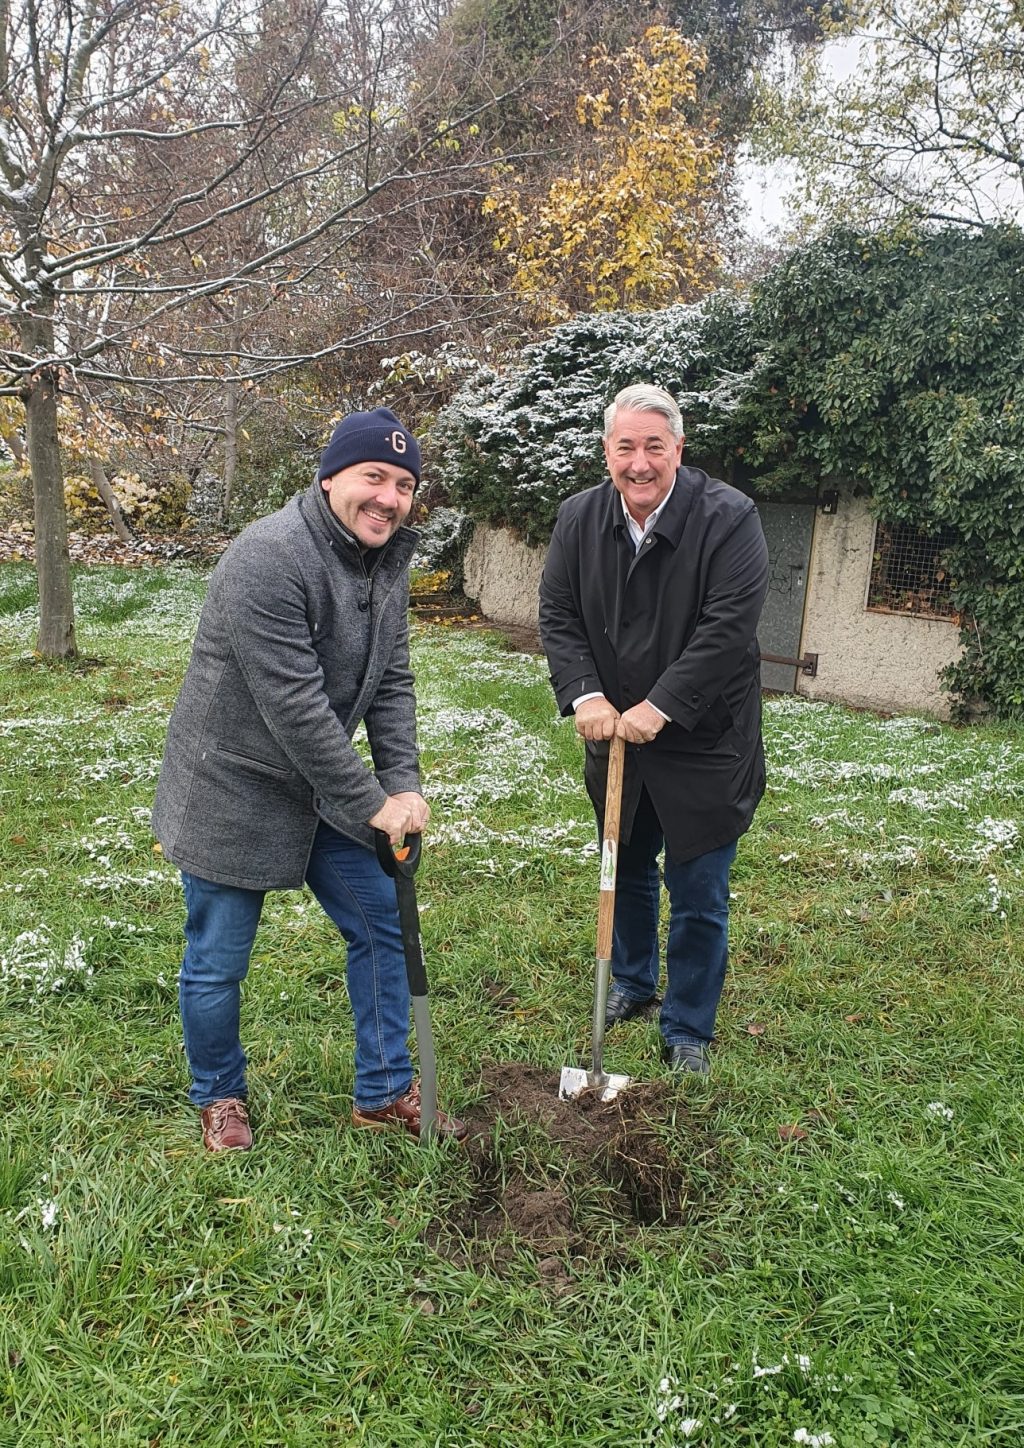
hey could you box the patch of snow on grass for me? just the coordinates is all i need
[0,926,92,994]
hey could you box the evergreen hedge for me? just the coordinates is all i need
[432,225,1024,717]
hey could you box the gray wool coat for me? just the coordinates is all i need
[152,479,421,890]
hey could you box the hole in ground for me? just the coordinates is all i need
[429,1062,727,1287]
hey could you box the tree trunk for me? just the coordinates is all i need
[89,457,132,543]
[222,375,239,526]
[24,357,77,658]
[78,396,132,543]
[221,291,244,525]
[2,427,27,467]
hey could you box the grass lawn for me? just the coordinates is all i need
[1,561,1022,1447]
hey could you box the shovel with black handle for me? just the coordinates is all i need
[374,830,438,1144]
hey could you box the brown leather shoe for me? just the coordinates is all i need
[201,1097,252,1151]
[351,1081,467,1142]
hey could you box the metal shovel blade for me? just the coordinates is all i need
[558,1065,632,1103]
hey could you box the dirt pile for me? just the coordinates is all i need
[430,1062,726,1286]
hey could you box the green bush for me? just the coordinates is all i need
[227,400,322,527]
[431,224,1024,717]
[431,296,754,542]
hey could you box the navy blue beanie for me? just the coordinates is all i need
[317,408,420,485]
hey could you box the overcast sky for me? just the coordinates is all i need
[737,38,860,241]
[737,30,1024,240]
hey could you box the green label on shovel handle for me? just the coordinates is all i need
[600,839,617,891]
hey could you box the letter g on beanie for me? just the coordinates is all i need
[317,408,421,484]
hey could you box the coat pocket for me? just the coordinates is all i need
[680,695,734,746]
[212,744,297,780]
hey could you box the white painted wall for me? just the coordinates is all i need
[797,490,962,718]
[462,524,548,629]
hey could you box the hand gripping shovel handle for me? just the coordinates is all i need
[374,830,437,1143]
[592,733,625,1080]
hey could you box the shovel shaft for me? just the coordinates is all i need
[591,734,625,1079]
[393,872,428,998]
[391,875,437,1141]
[377,834,438,1145]
[595,734,625,960]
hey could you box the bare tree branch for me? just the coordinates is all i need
[754,0,1024,229]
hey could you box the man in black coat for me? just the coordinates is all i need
[539,384,769,1074]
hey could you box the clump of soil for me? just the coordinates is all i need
[430,1062,725,1286]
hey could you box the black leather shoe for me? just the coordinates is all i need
[662,1041,710,1076]
[604,988,661,1028]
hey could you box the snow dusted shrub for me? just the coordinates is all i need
[429,296,755,540]
[413,506,475,581]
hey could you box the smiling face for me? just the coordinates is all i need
[603,407,684,524]
[321,459,416,547]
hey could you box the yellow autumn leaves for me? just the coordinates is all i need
[483,27,724,322]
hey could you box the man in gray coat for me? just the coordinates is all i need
[539,384,769,1076]
[153,407,466,1149]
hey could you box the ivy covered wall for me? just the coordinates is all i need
[431,225,1024,717]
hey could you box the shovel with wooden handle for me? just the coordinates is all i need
[374,830,438,1144]
[559,732,632,1103]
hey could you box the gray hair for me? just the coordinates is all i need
[603,384,684,442]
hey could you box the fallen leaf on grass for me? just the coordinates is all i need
[10,835,26,845]
[777,1124,808,1143]
[745,1023,766,1036]
[843,1013,865,1024]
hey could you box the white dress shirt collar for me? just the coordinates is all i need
[620,478,675,550]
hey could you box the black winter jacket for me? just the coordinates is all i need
[538,466,769,862]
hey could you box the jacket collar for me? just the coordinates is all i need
[609,465,695,548]
[302,478,418,567]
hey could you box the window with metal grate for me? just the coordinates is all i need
[866,521,959,619]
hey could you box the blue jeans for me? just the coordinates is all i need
[179,821,412,1112]
[611,788,738,1047]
